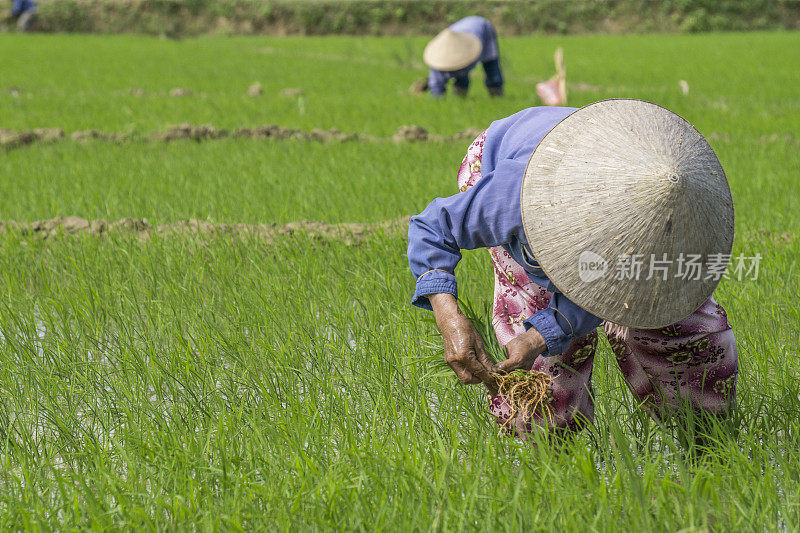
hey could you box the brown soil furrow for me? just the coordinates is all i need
[3,124,795,151]
[0,128,65,149]
[0,124,484,150]
[0,217,794,246]
[0,215,412,244]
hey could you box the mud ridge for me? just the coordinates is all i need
[0,128,65,149]
[4,124,794,151]
[0,124,484,150]
[743,228,796,245]
[0,215,412,244]
[3,217,795,247]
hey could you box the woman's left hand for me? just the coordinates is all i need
[493,327,547,373]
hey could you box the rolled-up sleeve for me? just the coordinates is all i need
[407,158,527,310]
[523,290,602,356]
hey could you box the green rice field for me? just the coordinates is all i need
[1,31,799,530]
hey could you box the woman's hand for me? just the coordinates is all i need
[429,293,498,395]
[493,326,547,373]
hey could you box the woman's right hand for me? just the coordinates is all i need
[428,293,498,395]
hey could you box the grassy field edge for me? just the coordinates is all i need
[26,0,800,37]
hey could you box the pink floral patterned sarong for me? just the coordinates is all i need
[457,130,739,436]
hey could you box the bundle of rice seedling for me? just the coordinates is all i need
[459,300,554,433]
[492,369,553,428]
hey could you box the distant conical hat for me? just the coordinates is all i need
[521,99,734,328]
[423,29,482,71]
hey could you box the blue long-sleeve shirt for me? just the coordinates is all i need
[407,106,603,356]
[428,16,500,97]
[11,0,36,17]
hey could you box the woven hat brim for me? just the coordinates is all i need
[520,99,734,329]
[423,29,482,71]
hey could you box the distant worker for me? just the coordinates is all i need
[423,16,504,98]
[9,0,37,32]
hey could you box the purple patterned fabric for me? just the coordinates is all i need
[457,130,739,437]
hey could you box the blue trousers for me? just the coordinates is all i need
[453,58,504,91]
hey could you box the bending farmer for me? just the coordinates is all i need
[408,100,738,437]
[424,16,504,98]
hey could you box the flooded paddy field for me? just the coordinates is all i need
[0,31,799,529]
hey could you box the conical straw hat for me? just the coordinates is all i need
[521,99,734,329]
[423,29,482,71]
